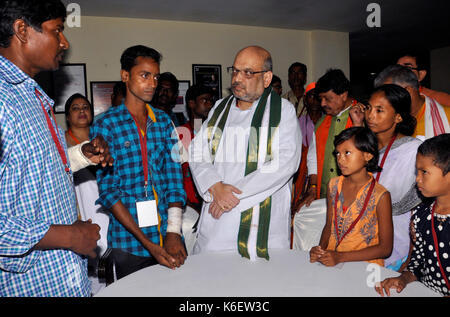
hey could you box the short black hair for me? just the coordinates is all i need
[397,50,428,71]
[158,72,179,94]
[417,133,450,175]
[271,75,281,85]
[334,127,381,173]
[120,45,162,72]
[0,0,67,48]
[185,84,215,119]
[316,69,350,96]
[288,62,307,75]
[113,81,126,97]
[185,84,214,103]
[64,93,93,127]
[371,84,417,136]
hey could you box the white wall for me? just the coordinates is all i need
[309,30,350,83]
[430,46,450,94]
[56,16,349,128]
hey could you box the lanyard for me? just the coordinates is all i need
[129,110,163,246]
[375,134,397,182]
[334,178,376,250]
[129,113,150,197]
[430,203,450,290]
[68,129,81,145]
[36,89,70,174]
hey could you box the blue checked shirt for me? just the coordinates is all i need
[90,103,186,257]
[0,56,90,296]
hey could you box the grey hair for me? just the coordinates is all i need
[374,64,419,90]
[263,55,273,72]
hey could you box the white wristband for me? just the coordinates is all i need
[166,206,183,235]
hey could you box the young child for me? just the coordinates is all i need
[376,133,450,297]
[310,127,393,267]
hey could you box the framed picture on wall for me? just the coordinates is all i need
[90,81,118,117]
[192,64,222,101]
[49,63,87,113]
[173,80,190,121]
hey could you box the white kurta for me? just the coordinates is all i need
[189,95,302,259]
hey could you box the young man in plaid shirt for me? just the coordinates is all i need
[91,45,187,281]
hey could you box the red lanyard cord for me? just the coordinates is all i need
[431,203,450,290]
[68,129,81,145]
[375,134,397,182]
[36,89,70,173]
[129,113,150,197]
[334,178,376,250]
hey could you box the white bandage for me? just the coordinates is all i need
[166,206,183,235]
[67,140,95,172]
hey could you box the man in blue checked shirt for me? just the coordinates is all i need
[91,45,187,281]
[0,0,114,297]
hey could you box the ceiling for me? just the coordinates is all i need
[66,0,450,96]
[67,0,449,37]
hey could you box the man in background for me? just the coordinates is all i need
[177,84,215,254]
[153,71,186,126]
[397,52,450,107]
[375,64,449,140]
[111,81,127,107]
[271,75,283,96]
[283,62,307,116]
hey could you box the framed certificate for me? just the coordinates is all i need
[173,80,190,121]
[51,63,87,113]
[90,81,118,117]
[192,64,222,100]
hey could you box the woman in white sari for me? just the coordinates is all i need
[364,84,422,271]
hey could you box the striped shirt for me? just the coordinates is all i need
[90,103,185,257]
[0,55,90,296]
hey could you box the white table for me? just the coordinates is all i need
[96,249,439,297]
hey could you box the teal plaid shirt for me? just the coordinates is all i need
[0,55,90,297]
[90,104,186,257]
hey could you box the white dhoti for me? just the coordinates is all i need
[292,198,327,251]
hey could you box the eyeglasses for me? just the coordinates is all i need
[227,66,269,78]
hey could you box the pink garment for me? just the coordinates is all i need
[298,114,315,147]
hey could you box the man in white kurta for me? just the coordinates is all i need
[189,46,302,260]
